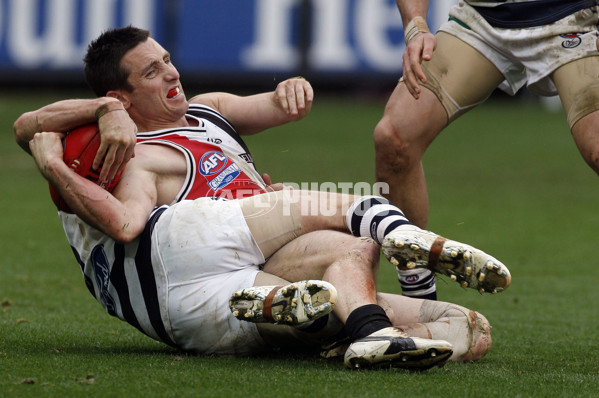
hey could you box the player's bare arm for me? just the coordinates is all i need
[14,97,111,152]
[395,0,436,99]
[189,77,313,135]
[13,97,137,182]
[93,100,138,183]
[29,131,155,243]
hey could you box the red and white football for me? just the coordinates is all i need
[49,123,124,213]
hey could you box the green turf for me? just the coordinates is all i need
[1,91,598,397]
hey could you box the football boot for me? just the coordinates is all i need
[229,280,337,325]
[344,327,453,370]
[382,228,511,294]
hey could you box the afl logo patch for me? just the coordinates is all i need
[560,33,582,49]
[200,151,228,176]
[199,151,241,191]
[405,275,420,283]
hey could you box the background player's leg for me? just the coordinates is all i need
[374,32,504,228]
[552,56,599,175]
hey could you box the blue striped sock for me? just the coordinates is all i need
[398,269,437,300]
[345,196,415,244]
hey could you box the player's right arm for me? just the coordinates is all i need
[28,131,155,243]
[395,0,436,99]
[13,97,137,183]
[189,77,314,135]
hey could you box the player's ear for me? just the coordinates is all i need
[106,90,131,109]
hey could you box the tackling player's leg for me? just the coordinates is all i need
[344,195,511,293]
[373,32,504,299]
[553,56,599,177]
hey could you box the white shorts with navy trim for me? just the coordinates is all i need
[441,2,599,96]
[152,198,266,355]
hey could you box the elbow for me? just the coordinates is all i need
[101,214,143,244]
[87,197,150,244]
[110,224,141,244]
[13,114,31,149]
[13,111,42,153]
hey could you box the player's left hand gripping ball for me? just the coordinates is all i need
[49,124,124,213]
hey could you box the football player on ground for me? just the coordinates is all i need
[374,0,599,300]
[15,26,508,370]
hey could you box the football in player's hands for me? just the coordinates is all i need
[49,124,124,213]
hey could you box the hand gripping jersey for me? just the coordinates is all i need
[58,104,266,347]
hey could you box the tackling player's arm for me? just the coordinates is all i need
[395,0,436,99]
[28,131,155,243]
[13,97,137,182]
[188,77,313,135]
[396,0,429,26]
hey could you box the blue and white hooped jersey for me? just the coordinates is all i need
[59,104,264,346]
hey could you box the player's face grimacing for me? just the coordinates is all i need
[118,38,189,130]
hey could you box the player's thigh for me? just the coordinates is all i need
[262,230,378,282]
[378,77,446,152]
[253,270,290,287]
[378,32,505,152]
[240,190,357,258]
[422,32,504,122]
[552,56,599,128]
[239,190,302,258]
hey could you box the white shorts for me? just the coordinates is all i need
[151,198,267,355]
[441,2,599,96]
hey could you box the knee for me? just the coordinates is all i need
[373,118,407,157]
[422,301,492,362]
[460,311,492,362]
[328,237,380,275]
[572,126,599,174]
[346,238,381,269]
[584,146,599,174]
[322,237,381,283]
[373,118,421,173]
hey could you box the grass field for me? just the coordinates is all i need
[1,91,598,397]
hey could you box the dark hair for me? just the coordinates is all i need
[84,26,150,97]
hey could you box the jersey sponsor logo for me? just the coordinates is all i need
[238,152,253,163]
[199,150,241,191]
[560,33,582,49]
[91,245,116,314]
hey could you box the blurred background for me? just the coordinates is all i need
[0,0,457,93]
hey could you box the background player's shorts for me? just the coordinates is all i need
[440,1,599,96]
[152,198,267,355]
